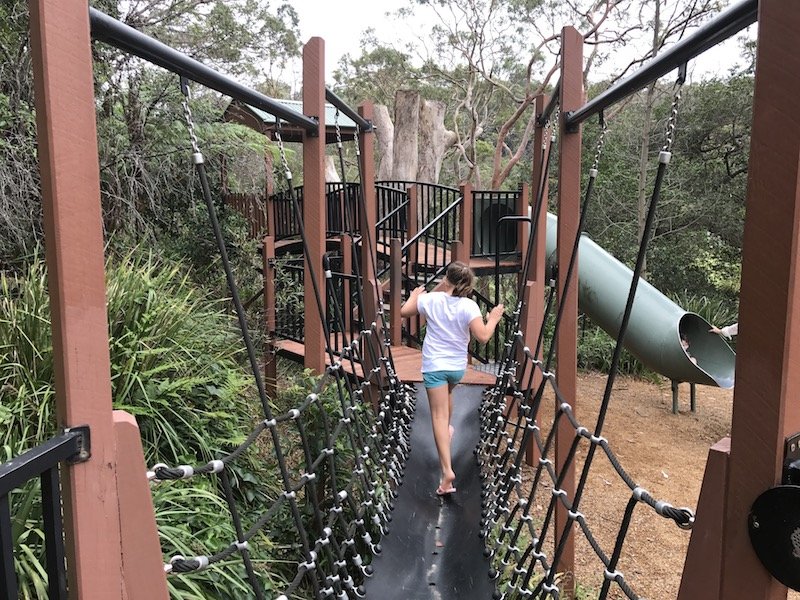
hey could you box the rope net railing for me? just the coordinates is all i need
[137,79,417,599]
[478,79,696,599]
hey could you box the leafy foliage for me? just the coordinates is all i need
[0,252,292,598]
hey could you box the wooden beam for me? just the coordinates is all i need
[458,182,474,263]
[29,1,124,596]
[114,412,169,599]
[554,27,583,598]
[718,2,800,597]
[263,236,277,401]
[302,37,327,374]
[678,438,730,600]
[390,238,403,346]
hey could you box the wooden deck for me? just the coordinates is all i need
[278,339,497,385]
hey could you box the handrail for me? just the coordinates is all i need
[402,196,463,252]
[376,198,410,229]
[566,0,757,128]
[0,431,84,496]
[325,88,372,132]
[89,8,319,133]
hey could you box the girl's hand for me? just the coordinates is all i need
[411,285,425,296]
[489,304,505,321]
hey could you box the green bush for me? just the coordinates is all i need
[0,251,290,598]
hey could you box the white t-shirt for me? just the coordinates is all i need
[416,292,482,372]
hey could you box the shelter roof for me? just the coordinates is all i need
[223,98,358,144]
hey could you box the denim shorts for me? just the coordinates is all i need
[422,370,466,389]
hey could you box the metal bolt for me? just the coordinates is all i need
[792,442,797,452]
[79,450,90,461]
[753,519,760,529]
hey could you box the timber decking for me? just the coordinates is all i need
[278,340,497,385]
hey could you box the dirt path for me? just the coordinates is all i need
[513,372,798,599]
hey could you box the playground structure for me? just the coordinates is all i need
[3,0,800,599]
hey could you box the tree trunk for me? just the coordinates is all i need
[392,89,420,181]
[325,155,340,182]
[418,98,456,184]
[373,104,395,181]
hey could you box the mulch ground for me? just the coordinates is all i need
[511,372,799,599]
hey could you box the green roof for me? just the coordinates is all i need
[246,99,358,130]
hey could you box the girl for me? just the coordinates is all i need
[400,262,504,495]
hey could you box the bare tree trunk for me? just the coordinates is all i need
[392,90,420,181]
[418,98,456,184]
[373,104,395,181]
[324,155,340,182]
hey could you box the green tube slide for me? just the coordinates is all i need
[544,213,735,388]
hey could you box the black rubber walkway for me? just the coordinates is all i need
[364,384,495,599]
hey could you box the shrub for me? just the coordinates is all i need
[0,251,289,598]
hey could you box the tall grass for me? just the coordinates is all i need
[0,251,290,598]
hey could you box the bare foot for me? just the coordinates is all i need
[437,469,456,495]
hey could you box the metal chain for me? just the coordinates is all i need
[662,79,684,153]
[591,118,609,173]
[179,78,201,158]
[353,125,361,160]
[274,122,293,185]
[334,107,343,149]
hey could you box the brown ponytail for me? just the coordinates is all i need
[446,261,474,297]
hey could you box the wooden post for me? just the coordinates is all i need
[342,233,353,339]
[390,238,403,346]
[716,2,800,597]
[114,412,169,599]
[264,236,278,401]
[28,2,125,596]
[30,0,123,598]
[554,27,583,598]
[407,185,419,277]
[677,438,730,600]
[358,102,379,283]
[458,182,474,263]
[303,37,326,374]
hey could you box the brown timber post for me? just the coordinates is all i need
[303,37,327,373]
[390,238,403,346]
[29,1,165,597]
[341,233,353,339]
[264,236,278,401]
[406,186,422,345]
[357,103,380,327]
[679,2,800,598]
[555,28,583,598]
[521,94,550,467]
[358,103,382,411]
[265,151,277,236]
[457,182,474,263]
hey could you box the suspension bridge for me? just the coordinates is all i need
[3,0,800,599]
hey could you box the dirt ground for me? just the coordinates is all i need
[513,372,799,600]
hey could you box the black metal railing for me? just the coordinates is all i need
[399,196,463,345]
[325,253,364,356]
[271,183,363,241]
[471,190,523,258]
[270,185,304,240]
[1,430,86,600]
[376,181,461,232]
[274,257,305,342]
[326,182,361,237]
[469,287,514,364]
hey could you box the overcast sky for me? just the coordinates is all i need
[286,1,755,89]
